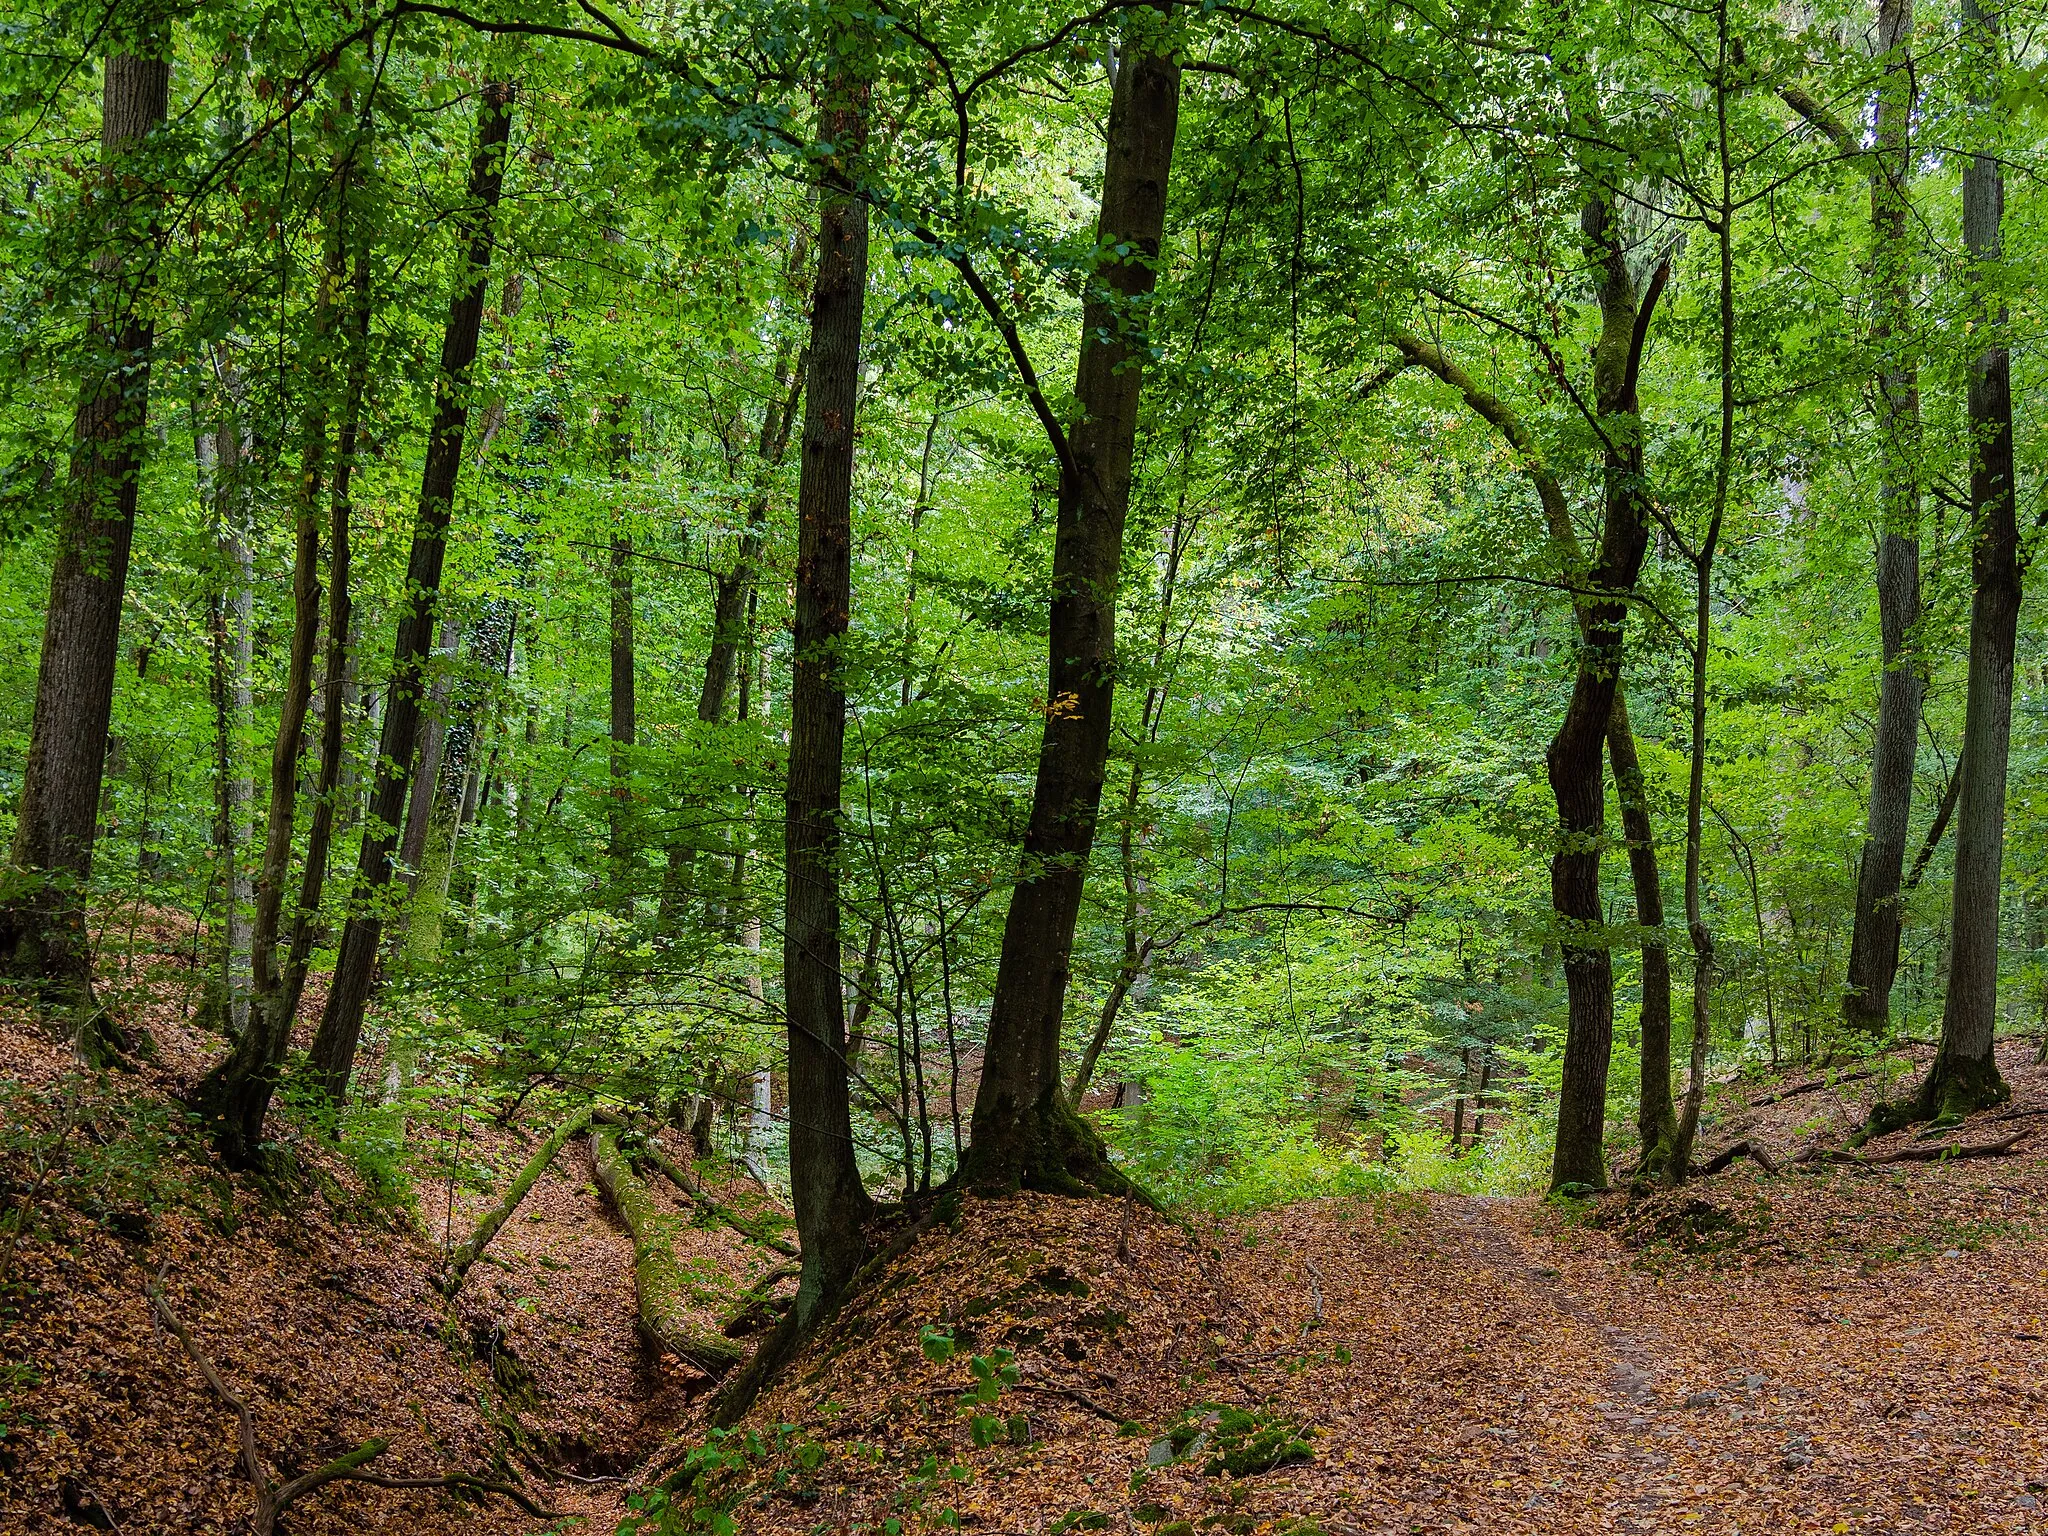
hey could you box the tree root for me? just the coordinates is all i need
[145,1278,555,1533]
[1853,1052,2010,1146]
[1799,1128,2032,1170]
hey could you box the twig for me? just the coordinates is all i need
[1747,1070,1877,1108]
[1013,1383,1125,1423]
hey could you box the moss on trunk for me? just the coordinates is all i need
[590,1127,743,1378]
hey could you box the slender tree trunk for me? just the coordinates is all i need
[278,234,372,1032]
[1888,0,2016,1129]
[605,396,635,900]
[778,66,876,1333]
[1547,195,1662,1193]
[1843,0,1925,1033]
[659,349,800,930]
[711,59,876,1431]
[305,78,516,1104]
[965,40,1181,1193]
[397,617,461,891]
[1608,688,1676,1177]
[1,37,173,1040]
[201,139,361,1161]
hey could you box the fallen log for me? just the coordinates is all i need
[589,1127,745,1379]
[1691,1139,1781,1178]
[593,1108,798,1257]
[442,1103,593,1298]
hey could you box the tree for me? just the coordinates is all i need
[0,20,173,1054]
[1867,0,2018,1133]
[306,70,517,1104]
[964,26,1182,1195]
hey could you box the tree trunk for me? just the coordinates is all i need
[1608,688,1676,1178]
[1884,0,2016,1130]
[1547,194,1661,1193]
[1843,0,1925,1033]
[305,78,516,1104]
[778,66,876,1340]
[658,348,799,931]
[608,398,635,895]
[589,1128,745,1377]
[1,38,173,1039]
[965,40,1180,1194]
[397,616,461,893]
[200,143,360,1163]
[278,207,373,1033]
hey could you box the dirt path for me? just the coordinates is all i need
[1246,1181,2048,1534]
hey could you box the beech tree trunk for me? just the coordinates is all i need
[1843,0,1924,1033]
[965,39,1181,1193]
[1915,0,2016,1123]
[1608,689,1676,1177]
[1,39,173,1039]
[1547,194,1660,1193]
[306,79,516,1104]
[777,66,876,1337]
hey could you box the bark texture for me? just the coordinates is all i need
[1609,689,1676,1178]
[1,40,172,1032]
[1547,196,1662,1193]
[306,80,515,1103]
[965,40,1181,1194]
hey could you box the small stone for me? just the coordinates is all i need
[1145,1438,1175,1467]
[1782,1452,1813,1471]
[1685,1391,1722,1409]
[1944,1248,1962,1258]
[1745,1374,1764,1390]
[2019,1496,2039,1510]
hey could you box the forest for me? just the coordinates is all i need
[4,0,2048,1530]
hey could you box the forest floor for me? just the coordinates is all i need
[5,932,2048,1535]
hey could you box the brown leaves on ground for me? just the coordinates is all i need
[10,925,2048,1536]
[678,1043,2048,1534]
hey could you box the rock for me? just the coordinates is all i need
[1684,1391,1722,1409]
[1145,1438,1175,1468]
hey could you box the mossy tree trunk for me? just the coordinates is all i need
[589,1127,744,1378]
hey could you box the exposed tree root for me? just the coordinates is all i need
[145,1279,554,1533]
[1801,1128,2031,1170]
[1854,1051,2010,1146]
[441,1103,593,1298]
